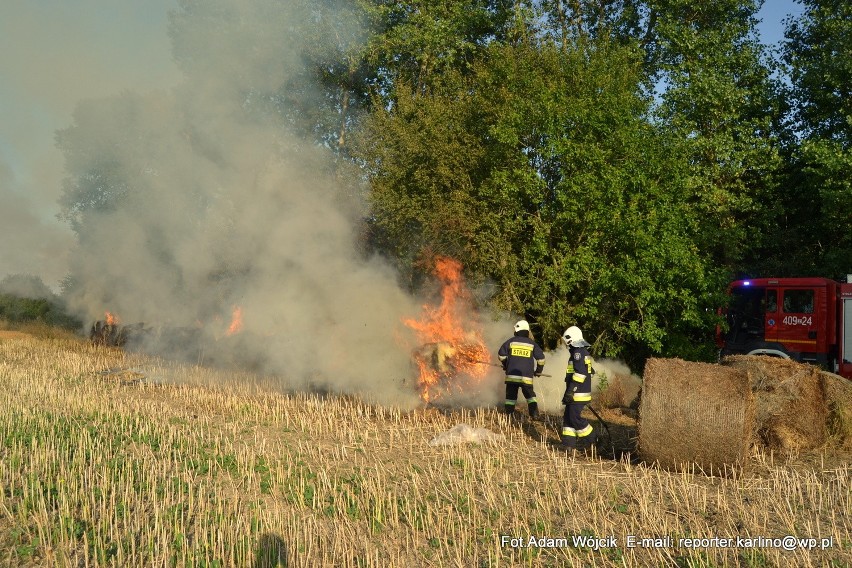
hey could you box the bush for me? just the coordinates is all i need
[0,294,81,331]
[0,274,82,331]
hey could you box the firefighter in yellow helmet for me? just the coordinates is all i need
[497,320,545,419]
[560,326,596,450]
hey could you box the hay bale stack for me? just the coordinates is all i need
[723,356,828,453]
[639,355,848,470]
[819,371,852,450]
[639,358,755,472]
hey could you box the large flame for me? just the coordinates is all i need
[226,305,243,336]
[105,311,119,326]
[403,257,490,404]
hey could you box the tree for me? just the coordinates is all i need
[355,22,725,363]
[362,0,515,95]
[773,0,852,276]
[784,0,851,145]
[646,0,785,273]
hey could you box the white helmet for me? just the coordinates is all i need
[563,325,589,347]
[514,320,530,333]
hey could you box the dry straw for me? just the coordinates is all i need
[820,369,852,449]
[1,336,850,566]
[640,355,850,474]
[723,355,829,453]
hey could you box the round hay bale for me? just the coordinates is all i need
[819,370,852,450]
[638,358,754,472]
[722,356,828,453]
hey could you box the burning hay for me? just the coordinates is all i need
[403,257,494,405]
[89,313,147,347]
[638,358,755,472]
[86,304,260,367]
[639,356,851,471]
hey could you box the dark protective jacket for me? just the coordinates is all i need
[565,345,594,402]
[497,334,545,384]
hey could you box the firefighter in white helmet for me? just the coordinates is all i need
[497,319,545,419]
[560,325,596,450]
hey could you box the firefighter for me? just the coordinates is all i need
[497,320,545,419]
[560,326,596,451]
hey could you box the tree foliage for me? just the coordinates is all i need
[355,16,727,362]
[55,0,847,368]
[647,0,785,271]
[363,0,514,93]
[784,0,852,145]
[769,0,852,277]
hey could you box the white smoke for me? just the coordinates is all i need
[534,346,642,413]
[0,1,180,290]
[0,159,71,289]
[58,1,427,408]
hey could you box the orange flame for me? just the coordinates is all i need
[403,257,490,404]
[226,305,243,336]
[105,311,119,326]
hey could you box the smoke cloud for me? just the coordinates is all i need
[0,160,71,288]
[56,1,439,408]
[0,1,180,289]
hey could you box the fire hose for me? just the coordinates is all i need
[584,402,613,457]
[471,359,552,377]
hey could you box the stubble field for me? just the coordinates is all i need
[0,332,849,567]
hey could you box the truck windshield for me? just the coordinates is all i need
[724,285,766,345]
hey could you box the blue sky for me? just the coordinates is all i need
[756,0,804,46]
[0,0,805,289]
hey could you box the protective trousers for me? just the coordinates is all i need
[505,382,538,418]
[561,402,594,448]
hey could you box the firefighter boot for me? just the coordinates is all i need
[528,401,539,421]
[560,429,576,450]
[503,404,520,422]
[576,426,596,454]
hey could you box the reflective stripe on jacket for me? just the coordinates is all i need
[565,345,593,400]
[498,335,545,382]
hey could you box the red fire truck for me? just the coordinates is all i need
[717,276,852,379]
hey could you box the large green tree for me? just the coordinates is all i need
[771,0,852,277]
[355,18,724,363]
[646,0,785,272]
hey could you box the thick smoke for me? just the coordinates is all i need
[55,1,634,412]
[0,160,71,288]
[60,1,428,407]
[0,1,180,290]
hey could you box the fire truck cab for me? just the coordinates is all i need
[717,276,852,379]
